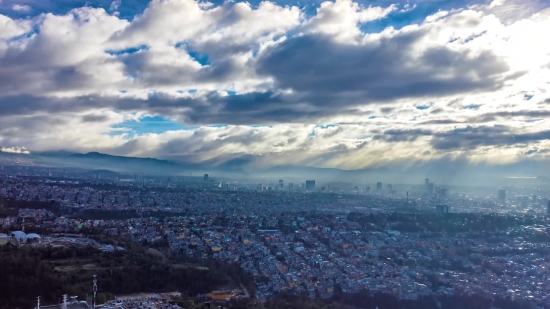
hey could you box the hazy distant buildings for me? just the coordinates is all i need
[436,205,449,214]
[376,182,382,191]
[427,183,434,195]
[425,178,429,190]
[547,200,550,216]
[437,188,447,200]
[306,180,315,191]
[387,184,392,192]
[498,189,506,203]
[366,186,371,193]
[279,179,284,190]
[204,174,209,181]
[288,183,294,190]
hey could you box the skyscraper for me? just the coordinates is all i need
[425,178,429,190]
[436,205,449,214]
[204,174,209,181]
[288,183,294,190]
[498,189,506,203]
[547,200,550,217]
[306,180,315,191]
[279,179,284,190]
[427,183,434,195]
[376,182,382,191]
[387,184,392,191]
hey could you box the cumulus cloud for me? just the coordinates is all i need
[0,0,549,169]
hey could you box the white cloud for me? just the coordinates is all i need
[12,4,31,12]
[0,146,30,154]
[0,0,549,169]
[109,0,122,12]
[489,0,506,8]
[0,14,32,39]
[305,0,396,42]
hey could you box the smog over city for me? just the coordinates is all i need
[1,0,550,308]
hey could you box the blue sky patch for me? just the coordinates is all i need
[105,45,149,56]
[111,116,198,136]
[188,51,211,66]
[463,104,481,110]
[415,104,431,110]
[317,124,337,129]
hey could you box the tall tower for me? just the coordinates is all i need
[547,200,550,217]
[376,182,382,191]
[279,179,284,190]
[93,274,97,308]
[61,295,68,309]
[498,189,506,204]
[35,296,41,309]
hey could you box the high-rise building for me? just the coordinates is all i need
[498,189,506,203]
[425,178,429,190]
[306,180,315,191]
[436,204,449,214]
[427,183,434,195]
[279,179,284,190]
[288,183,294,190]
[366,186,371,192]
[387,184,392,191]
[204,174,209,181]
[547,200,550,217]
[376,182,382,191]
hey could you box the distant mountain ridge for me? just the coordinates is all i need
[2,149,550,186]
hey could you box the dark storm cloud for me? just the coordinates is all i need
[256,32,511,104]
[430,126,550,150]
[373,128,433,142]
[0,92,368,125]
[81,114,109,123]
[371,125,550,151]
[469,110,550,122]
[419,110,550,125]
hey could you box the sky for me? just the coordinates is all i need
[1,0,550,173]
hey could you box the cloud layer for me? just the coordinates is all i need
[0,0,550,171]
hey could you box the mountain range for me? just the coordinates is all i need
[1,150,549,187]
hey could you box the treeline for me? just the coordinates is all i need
[0,197,61,217]
[0,240,231,309]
